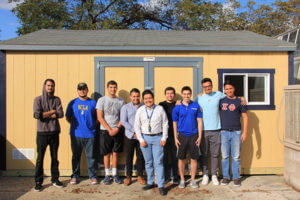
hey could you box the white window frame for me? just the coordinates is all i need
[223,73,270,105]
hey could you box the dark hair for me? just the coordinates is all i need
[107,80,118,87]
[44,79,55,86]
[181,86,192,94]
[130,88,140,94]
[142,90,154,99]
[201,78,212,85]
[223,80,235,88]
[164,87,175,94]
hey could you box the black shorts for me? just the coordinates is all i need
[177,133,200,160]
[99,128,124,155]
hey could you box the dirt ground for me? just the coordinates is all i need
[0,175,299,200]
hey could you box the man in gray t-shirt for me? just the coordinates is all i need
[96,96,124,130]
[96,80,125,185]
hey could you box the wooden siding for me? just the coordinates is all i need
[6,51,288,175]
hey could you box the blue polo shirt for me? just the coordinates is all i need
[172,100,202,137]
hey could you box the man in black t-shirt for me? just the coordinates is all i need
[219,81,248,187]
[159,87,179,184]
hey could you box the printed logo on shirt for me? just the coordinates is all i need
[229,104,236,111]
[222,103,228,110]
[78,105,88,115]
[191,108,197,110]
[222,103,236,111]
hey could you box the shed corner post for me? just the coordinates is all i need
[0,50,7,170]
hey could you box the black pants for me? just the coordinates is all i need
[35,134,59,184]
[125,136,144,177]
[163,137,178,179]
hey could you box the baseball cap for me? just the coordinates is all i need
[77,82,88,90]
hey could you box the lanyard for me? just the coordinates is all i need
[145,105,156,123]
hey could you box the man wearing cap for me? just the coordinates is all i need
[66,83,98,185]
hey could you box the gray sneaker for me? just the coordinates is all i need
[189,179,198,189]
[178,180,185,188]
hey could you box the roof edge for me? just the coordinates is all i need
[0,45,296,52]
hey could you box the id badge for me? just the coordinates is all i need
[148,124,152,133]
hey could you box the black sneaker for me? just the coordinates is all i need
[233,178,241,187]
[34,183,42,192]
[103,175,111,185]
[159,187,167,196]
[221,178,230,186]
[142,184,155,190]
[172,177,179,185]
[164,177,170,184]
[113,175,123,184]
[52,180,64,188]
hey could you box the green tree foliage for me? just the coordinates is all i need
[173,0,223,30]
[9,0,300,36]
[239,0,299,36]
[10,0,175,35]
[10,0,69,35]
[173,0,299,36]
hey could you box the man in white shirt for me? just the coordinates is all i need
[134,90,168,196]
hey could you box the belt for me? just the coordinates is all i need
[100,130,109,133]
[142,133,162,137]
[223,129,240,132]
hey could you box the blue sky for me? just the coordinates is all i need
[0,0,281,41]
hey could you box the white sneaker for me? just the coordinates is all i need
[178,180,185,189]
[202,175,209,185]
[189,180,198,189]
[212,175,219,185]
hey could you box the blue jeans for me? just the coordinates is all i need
[140,134,164,188]
[71,136,97,179]
[221,130,242,180]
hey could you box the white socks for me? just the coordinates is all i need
[112,168,117,176]
[105,168,110,176]
[105,168,117,176]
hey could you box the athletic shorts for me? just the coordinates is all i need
[99,127,124,155]
[177,133,200,160]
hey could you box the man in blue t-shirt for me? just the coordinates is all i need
[172,86,203,189]
[220,81,248,187]
[66,83,98,185]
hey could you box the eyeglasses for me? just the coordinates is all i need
[203,85,212,89]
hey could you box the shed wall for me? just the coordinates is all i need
[5,51,287,175]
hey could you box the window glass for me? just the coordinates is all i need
[248,76,265,102]
[289,31,297,43]
[282,34,288,41]
[219,69,274,109]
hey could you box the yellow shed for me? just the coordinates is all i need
[0,29,296,176]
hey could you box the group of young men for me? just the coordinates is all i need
[33,78,248,196]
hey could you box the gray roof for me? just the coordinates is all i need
[0,29,296,51]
